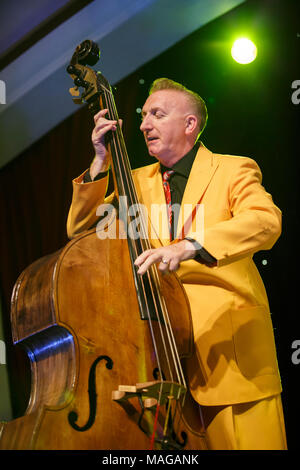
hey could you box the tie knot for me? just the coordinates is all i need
[162,170,174,182]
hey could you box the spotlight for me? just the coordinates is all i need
[231,38,257,64]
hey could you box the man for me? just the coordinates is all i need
[67,78,287,450]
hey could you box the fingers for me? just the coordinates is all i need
[90,109,122,171]
[134,248,180,275]
[93,109,117,132]
[134,240,195,275]
[93,108,109,123]
[92,109,120,161]
[93,109,121,129]
[134,249,157,275]
[92,121,117,143]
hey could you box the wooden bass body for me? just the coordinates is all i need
[0,226,206,450]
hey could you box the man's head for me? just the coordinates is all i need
[140,78,207,166]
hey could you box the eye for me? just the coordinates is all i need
[154,110,164,119]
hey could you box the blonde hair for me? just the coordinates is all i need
[149,78,208,135]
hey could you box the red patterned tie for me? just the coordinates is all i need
[162,170,175,240]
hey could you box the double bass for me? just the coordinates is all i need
[0,40,206,450]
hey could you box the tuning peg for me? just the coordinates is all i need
[66,65,81,77]
[74,77,90,89]
[67,64,75,74]
[69,86,80,97]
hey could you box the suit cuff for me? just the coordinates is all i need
[184,237,217,266]
[83,168,108,183]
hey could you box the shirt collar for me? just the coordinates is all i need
[160,141,200,178]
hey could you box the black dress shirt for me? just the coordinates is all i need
[160,141,200,239]
[160,142,217,266]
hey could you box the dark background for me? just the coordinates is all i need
[0,0,299,449]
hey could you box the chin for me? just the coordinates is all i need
[147,146,159,157]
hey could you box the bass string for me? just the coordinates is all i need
[99,86,166,383]
[102,84,184,390]
[111,94,186,392]
[110,134,175,394]
[107,89,184,386]
[143,213,188,393]
[150,267,187,391]
[116,101,187,391]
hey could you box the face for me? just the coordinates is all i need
[140,89,197,166]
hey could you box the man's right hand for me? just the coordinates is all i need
[90,109,118,180]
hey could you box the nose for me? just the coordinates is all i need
[140,114,151,132]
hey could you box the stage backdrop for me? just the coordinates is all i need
[0,0,299,448]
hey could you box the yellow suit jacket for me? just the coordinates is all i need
[67,143,282,406]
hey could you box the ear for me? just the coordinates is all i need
[185,115,198,135]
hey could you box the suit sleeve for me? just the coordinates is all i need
[201,157,282,267]
[67,170,110,239]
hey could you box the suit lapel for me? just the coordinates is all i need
[133,143,219,246]
[175,144,219,239]
[133,162,170,247]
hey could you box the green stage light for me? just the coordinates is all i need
[231,38,257,64]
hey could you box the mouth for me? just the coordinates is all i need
[147,136,159,144]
